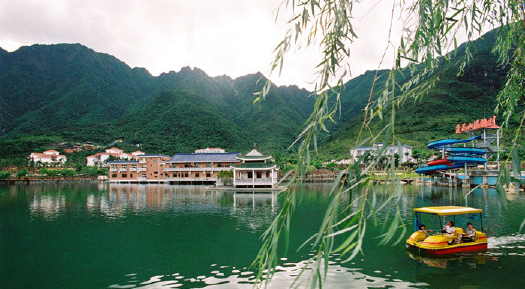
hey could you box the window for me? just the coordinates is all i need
[195,173,200,178]
[130,174,133,178]
[154,171,158,174]
[122,165,127,169]
[112,165,117,169]
[206,163,211,167]
[131,165,137,169]
[206,173,211,178]
[112,174,117,178]
[142,174,146,178]
[184,173,188,177]
[122,174,127,177]
[173,173,176,177]
[257,172,262,178]
[185,163,189,167]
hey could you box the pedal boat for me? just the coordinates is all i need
[406,206,487,255]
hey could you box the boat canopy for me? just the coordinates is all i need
[414,206,482,216]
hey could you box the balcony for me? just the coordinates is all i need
[234,178,275,186]
[109,168,117,172]
[164,167,226,172]
[130,168,137,172]
[137,168,147,172]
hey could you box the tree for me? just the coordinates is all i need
[254,1,525,287]
[16,169,28,179]
[0,171,11,180]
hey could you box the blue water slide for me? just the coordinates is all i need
[415,163,464,174]
[446,147,486,155]
[447,156,486,165]
[427,135,481,149]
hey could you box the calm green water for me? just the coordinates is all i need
[1,182,524,289]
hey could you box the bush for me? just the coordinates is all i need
[16,169,28,179]
[0,171,11,180]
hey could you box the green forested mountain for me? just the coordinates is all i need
[319,28,517,160]
[0,43,315,158]
[0,28,518,162]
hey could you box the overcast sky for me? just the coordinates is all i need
[0,0,403,90]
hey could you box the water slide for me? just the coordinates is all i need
[415,136,486,175]
[427,135,481,149]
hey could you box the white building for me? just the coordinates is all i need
[86,147,144,167]
[231,149,279,188]
[194,147,226,154]
[350,143,413,164]
[28,150,67,165]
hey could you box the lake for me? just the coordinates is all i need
[1,182,524,288]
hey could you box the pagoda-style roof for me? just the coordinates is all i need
[238,149,272,161]
[231,163,277,169]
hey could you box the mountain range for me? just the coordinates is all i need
[0,28,517,161]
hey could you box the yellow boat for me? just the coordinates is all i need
[406,206,488,255]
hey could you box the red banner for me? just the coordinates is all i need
[456,116,499,134]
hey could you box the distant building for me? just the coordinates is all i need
[350,143,413,164]
[108,155,170,182]
[28,150,67,166]
[106,148,241,184]
[164,150,240,184]
[86,147,145,167]
[231,149,279,188]
[194,147,226,154]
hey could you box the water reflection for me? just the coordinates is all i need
[2,182,525,289]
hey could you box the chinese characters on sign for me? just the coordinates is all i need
[456,116,499,134]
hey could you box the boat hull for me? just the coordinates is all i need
[406,242,487,255]
[406,231,488,256]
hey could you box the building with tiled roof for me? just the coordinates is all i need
[163,151,240,184]
[28,150,67,166]
[231,149,279,188]
[86,148,137,167]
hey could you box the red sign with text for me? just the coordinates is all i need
[456,116,499,134]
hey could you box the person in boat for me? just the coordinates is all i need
[442,221,456,235]
[461,222,476,242]
[418,224,433,236]
[443,221,462,244]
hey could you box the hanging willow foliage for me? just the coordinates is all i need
[254,0,524,287]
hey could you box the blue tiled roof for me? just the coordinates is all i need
[168,152,240,163]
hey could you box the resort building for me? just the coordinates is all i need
[28,150,67,166]
[107,148,240,184]
[107,154,170,183]
[164,149,240,184]
[231,149,279,188]
[86,148,145,167]
[350,143,413,164]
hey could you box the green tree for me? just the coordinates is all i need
[0,171,11,180]
[16,169,28,179]
[254,1,525,287]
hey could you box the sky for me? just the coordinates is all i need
[0,0,404,90]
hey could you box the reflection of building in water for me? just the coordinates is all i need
[29,194,66,219]
[227,191,280,232]
[231,192,278,210]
